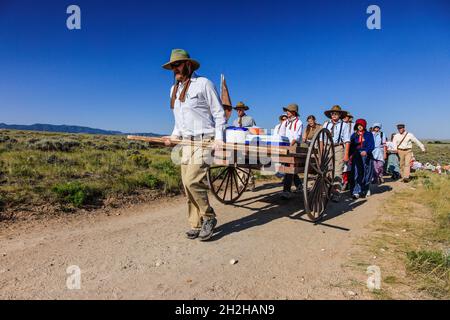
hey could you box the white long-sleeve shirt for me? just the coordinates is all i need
[279,117,303,144]
[170,73,226,141]
[393,132,425,151]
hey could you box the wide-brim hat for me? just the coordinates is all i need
[346,113,354,120]
[324,105,348,119]
[397,123,406,128]
[283,103,299,114]
[162,49,200,71]
[279,114,288,121]
[234,101,249,110]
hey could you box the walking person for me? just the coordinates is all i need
[302,115,322,145]
[232,101,257,190]
[322,105,351,202]
[279,103,303,199]
[162,49,226,240]
[342,113,354,190]
[273,114,287,135]
[232,101,256,128]
[386,134,401,180]
[392,124,426,183]
[349,119,375,199]
[371,123,387,184]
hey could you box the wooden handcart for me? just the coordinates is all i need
[128,128,335,221]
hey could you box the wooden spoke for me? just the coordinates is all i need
[222,170,231,202]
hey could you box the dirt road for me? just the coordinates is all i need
[0,180,403,299]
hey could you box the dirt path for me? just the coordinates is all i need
[0,180,405,299]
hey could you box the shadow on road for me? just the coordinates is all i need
[210,181,393,241]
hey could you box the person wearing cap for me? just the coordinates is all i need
[342,113,354,190]
[162,49,226,241]
[349,119,375,199]
[232,102,256,128]
[278,103,303,199]
[371,123,387,184]
[273,114,288,135]
[322,105,351,202]
[302,115,322,144]
[392,124,426,183]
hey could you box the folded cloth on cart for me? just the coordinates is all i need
[245,134,290,146]
[248,127,266,135]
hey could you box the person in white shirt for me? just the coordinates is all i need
[322,105,351,202]
[386,133,401,180]
[162,49,225,241]
[392,124,426,183]
[371,123,387,184]
[342,113,354,190]
[278,103,303,199]
[273,114,288,135]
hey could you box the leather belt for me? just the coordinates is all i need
[183,134,214,141]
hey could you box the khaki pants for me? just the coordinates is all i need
[333,145,345,191]
[181,139,215,230]
[398,149,412,179]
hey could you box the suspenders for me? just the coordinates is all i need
[325,121,344,145]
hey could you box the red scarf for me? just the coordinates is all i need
[357,130,365,149]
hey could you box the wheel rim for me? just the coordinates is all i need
[303,128,335,221]
[207,166,250,204]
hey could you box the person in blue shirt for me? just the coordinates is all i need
[349,119,375,199]
[371,123,387,184]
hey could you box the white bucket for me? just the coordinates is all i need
[225,127,249,144]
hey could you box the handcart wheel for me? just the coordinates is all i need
[303,128,335,221]
[207,165,251,204]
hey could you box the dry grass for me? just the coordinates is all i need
[351,171,449,299]
[0,129,182,219]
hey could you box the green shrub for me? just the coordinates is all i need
[129,154,151,168]
[52,182,102,207]
[0,193,5,211]
[28,139,81,152]
[407,250,449,276]
[127,141,149,150]
[138,173,160,189]
[153,160,178,176]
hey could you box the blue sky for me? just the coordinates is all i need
[1,0,449,138]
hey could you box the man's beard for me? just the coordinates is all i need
[175,64,191,81]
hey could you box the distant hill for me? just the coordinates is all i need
[0,123,163,137]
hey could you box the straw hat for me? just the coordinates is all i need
[324,105,348,119]
[234,101,249,110]
[162,49,200,71]
[283,103,299,115]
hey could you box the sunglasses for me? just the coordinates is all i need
[170,61,184,68]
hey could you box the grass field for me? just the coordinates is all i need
[1,129,449,221]
[0,129,182,218]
